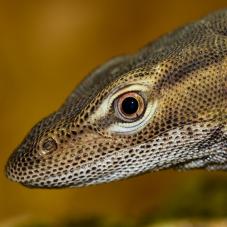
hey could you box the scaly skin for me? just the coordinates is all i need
[5,9,227,188]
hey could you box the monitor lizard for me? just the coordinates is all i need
[5,9,227,188]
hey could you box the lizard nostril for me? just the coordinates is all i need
[41,137,58,154]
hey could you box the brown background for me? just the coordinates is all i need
[1,0,227,224]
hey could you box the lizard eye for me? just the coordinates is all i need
[90,84,157,134]
[115,92,145,122]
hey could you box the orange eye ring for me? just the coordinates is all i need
[115,92,145,121]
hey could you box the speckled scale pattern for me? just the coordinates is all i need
[5,9,227,188]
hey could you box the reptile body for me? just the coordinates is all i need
[5,9,227,188]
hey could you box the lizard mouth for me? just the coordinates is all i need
[5,112,225,188]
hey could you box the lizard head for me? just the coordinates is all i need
[5,10,227,188]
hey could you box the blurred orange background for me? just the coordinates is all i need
[1,0,227,225]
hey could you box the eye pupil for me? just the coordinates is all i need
[121,97,139,115]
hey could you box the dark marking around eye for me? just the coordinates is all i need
[42,137,58,153]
